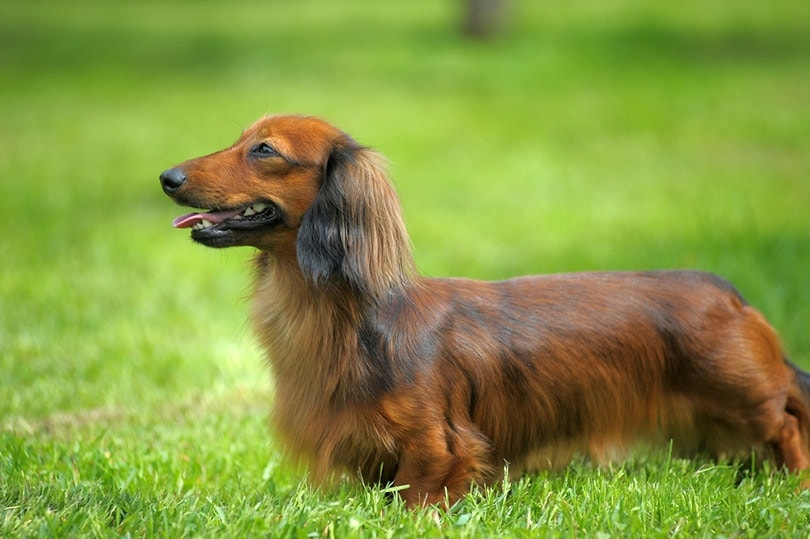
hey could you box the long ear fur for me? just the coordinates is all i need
[296,144,415,299]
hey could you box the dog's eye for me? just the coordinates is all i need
[251,142,279,157]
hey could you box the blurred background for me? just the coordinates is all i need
[1,0,809,422]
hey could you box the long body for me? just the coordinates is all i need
[161,114,810,506]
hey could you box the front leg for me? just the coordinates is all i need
[391,420,494,507]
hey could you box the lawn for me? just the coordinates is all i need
[2,0,809,535]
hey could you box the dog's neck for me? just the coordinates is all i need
[252,252,353,381]
[250,246,421,399]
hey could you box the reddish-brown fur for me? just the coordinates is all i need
[160,114,810,506]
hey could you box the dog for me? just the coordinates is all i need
[160,114,810,506]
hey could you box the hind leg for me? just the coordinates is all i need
[769,404,810,490]
[693,307,810,478]
[771,402,810,473]
[701,378,810,475]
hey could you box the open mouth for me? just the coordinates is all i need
[172,202,281,243]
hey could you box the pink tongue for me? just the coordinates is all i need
[172,208,242,229]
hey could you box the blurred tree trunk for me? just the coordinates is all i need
[463,0,509,39]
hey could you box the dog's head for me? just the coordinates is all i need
[160,115,348,250]
[160,114,414,294]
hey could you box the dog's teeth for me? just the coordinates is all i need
[192,219,214,231]
[243,207,256,217]
[252,203,267,212]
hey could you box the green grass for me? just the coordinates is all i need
[2,0,810,535]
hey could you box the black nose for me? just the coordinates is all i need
[160,167,187,195]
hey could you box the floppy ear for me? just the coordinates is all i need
[296,144,414,298]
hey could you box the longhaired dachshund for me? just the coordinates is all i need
[160,114,810,506]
